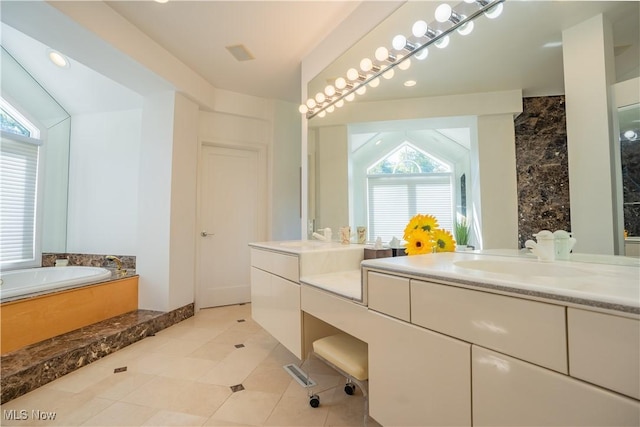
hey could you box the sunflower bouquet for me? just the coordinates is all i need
[403,214,456,255]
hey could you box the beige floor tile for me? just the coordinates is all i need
[124,351,181,375]
[120,376,192,409]
[264,393,329,426]
[208,390,281,426]
[84,371,156,400]
[242,360,295,395]
[80,401,156,426]
[48,395,116,426]
[152,337,214,357]
[141,410,207,427]
[157,356,219,381]
[42,363,114,394]
[188,340,236,363]
[165,382,232,418]
[322,384,368,427]
[198,345,271,387]
[156,324,226,343]
[0,387,74,415]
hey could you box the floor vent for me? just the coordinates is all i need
[283,364,316,388]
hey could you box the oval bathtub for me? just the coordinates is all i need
[0,266,112,301]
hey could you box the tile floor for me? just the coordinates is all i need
[0,304,380,427]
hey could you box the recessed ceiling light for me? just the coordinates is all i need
[543,41,562,48]
[404,80,417,87]
[154,0,169,3]
[48,50,69,68]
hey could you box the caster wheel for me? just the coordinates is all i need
[344,383,356,395]
[309,395,320,408]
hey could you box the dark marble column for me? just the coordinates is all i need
[515,96,571,248]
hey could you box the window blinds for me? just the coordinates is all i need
[368,174,453,242]
[0,136,39,264]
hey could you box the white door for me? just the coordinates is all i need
[198,144,262,308]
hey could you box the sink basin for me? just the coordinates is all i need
[454,260,590,278]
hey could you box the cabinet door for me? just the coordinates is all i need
[369,311,471,426]
[250,267,302,358]
[568,308,640,400]
[367,271,410,321]
[473,346,640,426]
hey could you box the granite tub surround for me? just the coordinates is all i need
[42,253,136,270]
[362,252,640,315]
[0,303,194,404]
[515,96,571,248]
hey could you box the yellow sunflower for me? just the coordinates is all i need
[405,229,434,255]
[403,214,440,240]
[431,228,456,252]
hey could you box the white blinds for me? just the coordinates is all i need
[368,174,453,242]
[0,136,39,264]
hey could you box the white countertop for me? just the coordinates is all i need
[300,270,362,301]
[362,251,640,314]
[250,240,367,255]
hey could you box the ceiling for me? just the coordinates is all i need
[104,0,362,102]
[0,1,638,116]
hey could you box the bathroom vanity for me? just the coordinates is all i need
[249,242,640,426]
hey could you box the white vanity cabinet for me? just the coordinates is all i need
[250,248,302,358]
[363,266,640,427]
[368,311,471,426]
[472,346,640,426]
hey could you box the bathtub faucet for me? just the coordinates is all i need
[106,255,123,271]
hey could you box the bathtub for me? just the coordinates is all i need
[0,266,112,302]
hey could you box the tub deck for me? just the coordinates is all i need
[1,275,138,354]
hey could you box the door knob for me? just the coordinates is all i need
[201,231,214,237]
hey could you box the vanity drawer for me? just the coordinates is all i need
[250,248,299,282]
[568,308,640,400]
[367,272,410,321]
[411,280,567,373]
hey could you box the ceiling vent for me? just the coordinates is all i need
[226,44,255,62]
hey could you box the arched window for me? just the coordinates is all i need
[367,142,454,241]
[0,97,43,268]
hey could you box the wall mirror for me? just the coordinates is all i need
[305,0,639,251]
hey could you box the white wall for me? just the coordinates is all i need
[564,14,617,254]
[272,100,302,240]
[66,109,142,254]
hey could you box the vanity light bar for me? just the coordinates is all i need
[300,0,506,119]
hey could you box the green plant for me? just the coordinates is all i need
[454,217,470,246]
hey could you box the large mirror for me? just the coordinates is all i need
[305,1,639,254]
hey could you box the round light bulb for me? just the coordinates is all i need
[404,80,417,87]
[347,68,360,81]
[382,68,395,80]
[324,85,336,97]
[435,34,450,49]
[335,99,345,108]
[375,46,389,62]
[345,93,356,102]
[327,105,335,113]
[299,104,308,114]
[335,77,347,90]
[315,92,325,103]
[457,20,474,36]
[392,35,407,51]
[356,85,367,95]
[624,130,638,140]
[368,75,380,88]
[318,110,326,118]
[464,0,476,3]
[412,20,428,38]
[484,2,503,19]
[48,50,69,68]
[414,45,429,60]
[435,4,453,23]
[306,98,316,109]
[360,57,373,72]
